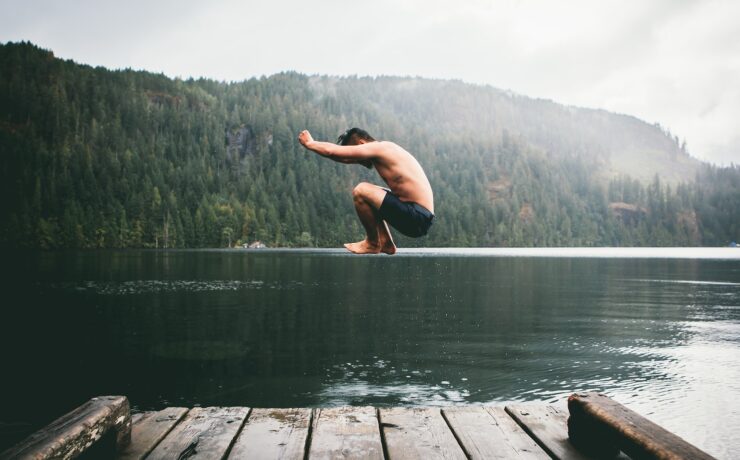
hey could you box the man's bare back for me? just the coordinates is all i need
[370,141,434,213]
[298,128,434,254]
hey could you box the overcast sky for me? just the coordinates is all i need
[2,0,739,165]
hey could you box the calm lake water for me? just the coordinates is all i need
[1,248,739,458]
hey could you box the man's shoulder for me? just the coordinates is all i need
[376,141,406,155]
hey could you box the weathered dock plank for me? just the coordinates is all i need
[145,406,249,460]
[117,407,189,460]
[308,406,383,460]
[568,392,716,460]
[380,407,466,460]
[505,405,591,460]
[442,406,549,459]
[0,395,131,460]
[228,408,311,459]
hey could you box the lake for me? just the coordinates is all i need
[1,248,739,458]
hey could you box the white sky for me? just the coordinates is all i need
[2,0,739,165]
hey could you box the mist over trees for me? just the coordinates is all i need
[1,42,738,249]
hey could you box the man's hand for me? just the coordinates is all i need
[297,129,375,165]
[298,130,314,148]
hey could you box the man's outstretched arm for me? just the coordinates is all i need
[298,130,378,164]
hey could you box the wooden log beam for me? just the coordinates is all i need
[0,395,131,460]
[567,392,716,460]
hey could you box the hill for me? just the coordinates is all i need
[0,41,738,248]
[316,75,702,184]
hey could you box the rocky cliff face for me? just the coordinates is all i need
[225,124,273,161]
[226,125,255,158]
[609,202,647,225]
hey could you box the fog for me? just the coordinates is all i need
[1,0,738,165]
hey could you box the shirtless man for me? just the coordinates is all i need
[298,127,434,255]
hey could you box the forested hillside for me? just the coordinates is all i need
[1,42,738,248]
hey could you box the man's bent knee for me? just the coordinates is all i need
[352,182,372,200]
[352,182,387,210]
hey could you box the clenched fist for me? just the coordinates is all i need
[298,130,314,147]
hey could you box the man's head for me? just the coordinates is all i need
[337,127,375,146]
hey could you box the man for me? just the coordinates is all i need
[298,127,434,254]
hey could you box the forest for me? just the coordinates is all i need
[1,41,738,249]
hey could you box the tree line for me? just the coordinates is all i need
[1,42,738,249]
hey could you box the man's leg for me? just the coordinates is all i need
[378,219,396,255]
[345,182,397,254]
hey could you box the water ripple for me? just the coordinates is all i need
[44,279,268,294]
[316,359,472,406]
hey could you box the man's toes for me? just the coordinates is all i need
[343,240,381,254]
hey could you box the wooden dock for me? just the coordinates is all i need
[120,404,568,460]
[2,393,716,459]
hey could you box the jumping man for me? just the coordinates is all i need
[298,128,434,254]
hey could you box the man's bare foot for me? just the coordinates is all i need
[380,238,396,255]
[378,222,397,255]
[343,240,381,254]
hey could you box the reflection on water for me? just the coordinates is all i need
[1,249,739,458]
[630,279,740,286]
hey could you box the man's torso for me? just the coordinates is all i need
[372,142,434,213]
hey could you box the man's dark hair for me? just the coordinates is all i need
[336,127,375,145]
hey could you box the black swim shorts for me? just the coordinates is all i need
[378,191,434,238]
